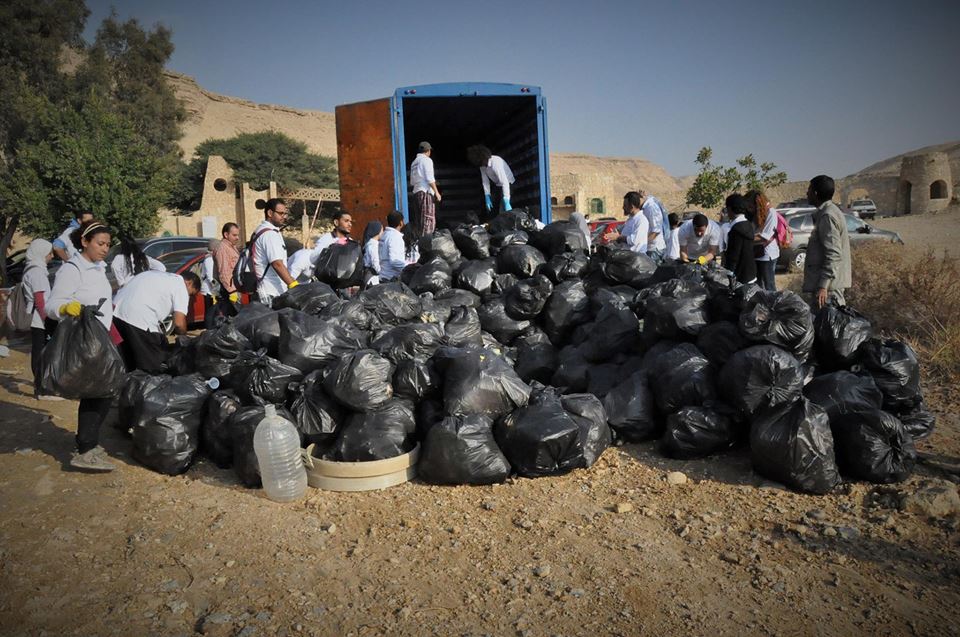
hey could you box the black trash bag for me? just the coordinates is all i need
[589,285,636,314]
[541,252,590,284]
[631,278,699,318]
[740,289,815,361]
[637,339,680,375]
[418,229,462,263]
[586,363,622,398]
[288,370,344,443]
[435,347,531,418]
[203,390,242,468]
[230,349,304,405]
[314,240,364,288]
[372,322,445,363]
[529,220,590,257]
[551,345,590,392]
[561,393,612,467]
[119,371,170,429]
[831,409,916,483]
[271,281,339,312]
[542,280,592,345]
[318,299,378,331]
[642,287,710,341]
[331,398,417,461]
[709,281,762,323]
[433,288,481,309]
[444,305,484,348]
[803,371,883,423]
[476,297,531,344]
[597,247,658,288]
[813,303,873,370]
[393,358,441,400]
[360,282,423,325]
[233,308,279,356]
[720,345,804,418]
[648,343,716,414]
[232,302,274,334]
[487,209,537,234]
[750,398,840,495]
[418,293,453,325]
[409,257,452,295]
[451,225,491,259]
[418,414,511,485]
[514,331,558,385]
[453,259,497,296]
[480,332,517,365]
[895,398,936,440]
[194,322,252,381]
[503,274,554,320]
[277,312,367,373]
[580,303,640,363]
[229,405,297,488]
[165,335,198,376]
[490,230,530,250]
[859,338,922,410]
[416,398,446,438]
[650,262,703,286]
[661,406,737,459]
[603,371,658,441]
[131,374,212,476]
[497,244,546,279]
[491,273,519,295]
[39,303,126,399]
[494,387,586,477]
[323,349,394,411]
[400,263,420,287]
[696,321,749,367]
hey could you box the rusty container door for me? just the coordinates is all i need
[335,98,397,236]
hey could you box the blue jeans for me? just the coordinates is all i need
[647,249,664,264]
[756,259,777,291]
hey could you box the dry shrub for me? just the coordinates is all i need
[848,242,960,379]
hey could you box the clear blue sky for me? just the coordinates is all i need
[85,0,960,180]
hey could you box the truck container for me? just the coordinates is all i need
[335,82,551,234]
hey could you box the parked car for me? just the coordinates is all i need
[155,248,255,332]
[680,210,705,222]
[777,211,903,272]
[847,199,878,220]
[587,218,625,246]
[775,203,817,217]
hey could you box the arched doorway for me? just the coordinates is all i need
[563,196,574,206]
[897,180,912,214]
[931,180,948,199]
[590,198,604,215]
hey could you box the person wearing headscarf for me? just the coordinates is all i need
[569,212,591,251]
[20,239,59,398]
[362,221,383,286]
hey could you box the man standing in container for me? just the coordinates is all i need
[467,145,515,220]
[410,142,441,237]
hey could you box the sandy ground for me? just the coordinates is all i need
[871,205,960,258]
[1,329,959,636]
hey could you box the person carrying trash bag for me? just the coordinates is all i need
[44,219,126,472]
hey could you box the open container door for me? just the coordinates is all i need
[335,97,399,238]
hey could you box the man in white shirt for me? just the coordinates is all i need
[664,213,682,261]
[639,191,666,261]
[467,144,515,219]
[410,141,441,237]
[313,211,353,255]
[379,211,407,281]
[287,237,320,282]
[52,211,93,261]
[252,198,297,305]
[677,214,722,264]
[113,270,200,373]
[604,192,649,254]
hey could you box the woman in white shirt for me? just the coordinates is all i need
[20,239,57,397]
[747,190,780,291]
[110,237,164,288]
[46,220,118,472]
[361,221,383,286]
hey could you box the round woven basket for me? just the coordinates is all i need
[301,444,420,492]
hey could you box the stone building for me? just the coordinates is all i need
[550,173,617,220]
[896,151,953,215]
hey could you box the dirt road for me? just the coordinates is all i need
[1,333,959,637]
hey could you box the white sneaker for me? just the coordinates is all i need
[70,446,116,472]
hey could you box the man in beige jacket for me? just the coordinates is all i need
[802,175,851,309]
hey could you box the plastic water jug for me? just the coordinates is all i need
[253,405,307,502]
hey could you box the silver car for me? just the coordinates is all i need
[778,211,903,272]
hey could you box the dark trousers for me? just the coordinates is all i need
[77,396,112,453]
[203,294,216,329]
[213,295,238,322]
[756,259,777,291]
[30,319,57,395]
[114,318,170,374]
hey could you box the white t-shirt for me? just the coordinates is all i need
[757,208,781,262]
[621,211,649,254]
[20,263,51,329]
[113,271,189,333]
[47,254,113,330]
[52,221,79,259]
[665,228,681,261]
[410,153,436,194]
[641,197,666,252]
[252,220,287,301]
[110,253,165,288]
[287,248,316,281]
[677,219,722,259]
[480,155,515,199]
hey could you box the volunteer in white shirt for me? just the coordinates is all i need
[252,198,297,305]
[201,241,219,328]
[313,211,354,255]
[52,211,93,261]
[361,221,383,286]
[640,192,666,261]
[19,239,57,398]
[604,191,649,254]
[113,270,200,373]
[410,141,441,237]
[110,237,165,288]
[747,190,781,291]
[677,214,722,264]
[379,212,407,281]
[467,144,515,219]
[664,213,682,261]
[287,241,319,282]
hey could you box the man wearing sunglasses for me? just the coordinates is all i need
[252,198,297,305]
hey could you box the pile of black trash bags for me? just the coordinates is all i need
[120,210,933,494]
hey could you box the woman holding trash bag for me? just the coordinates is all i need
[20,239,60,399]
[46,220,118,472]
[362,221,383,286]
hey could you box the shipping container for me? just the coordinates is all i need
[335,82,551,234]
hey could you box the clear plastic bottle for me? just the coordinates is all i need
[253,405,307,502]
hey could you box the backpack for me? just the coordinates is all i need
[5,265,40,332]
[775,211,793,248]
[233,228,276,294]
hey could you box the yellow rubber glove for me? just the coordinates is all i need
[60,301,82,317]
[210,295,217,305]
[288,280,300,289]
[697,255,708,266]
[228,292,239,303]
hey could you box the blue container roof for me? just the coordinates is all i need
[395,82,542,98]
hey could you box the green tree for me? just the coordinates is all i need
[169,131,338,212]
[685,147,788,209]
